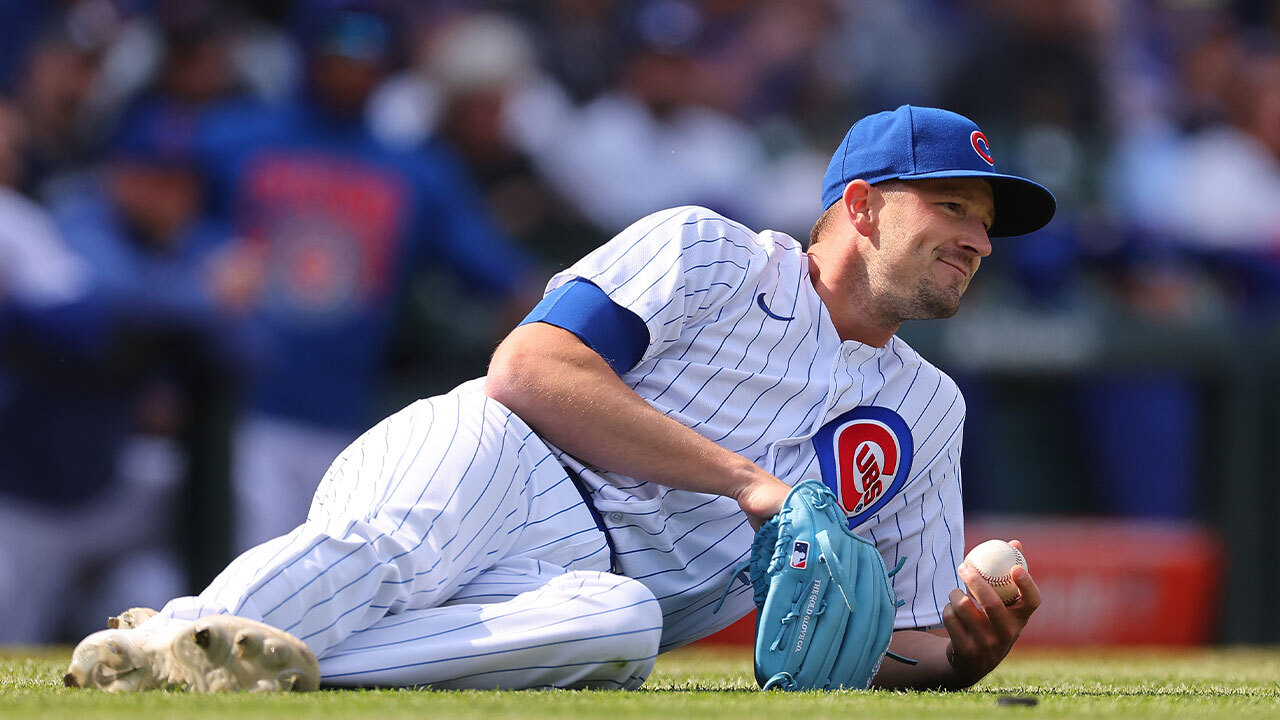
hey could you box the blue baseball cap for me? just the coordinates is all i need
[821,105,1056,237]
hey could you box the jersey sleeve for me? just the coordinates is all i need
[520,278,650,373]
[545,206,766,368]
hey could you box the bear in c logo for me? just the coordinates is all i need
[812,406,914,528]
[971,130,995,166]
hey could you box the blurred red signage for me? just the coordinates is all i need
[695,517,1223,647]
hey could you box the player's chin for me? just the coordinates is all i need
[902,277,966,320]
[932,271,970,310]
[914,287,963,319]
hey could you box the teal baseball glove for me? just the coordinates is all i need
[717,479,912,691]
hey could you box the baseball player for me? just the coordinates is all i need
[65,105,1054,692]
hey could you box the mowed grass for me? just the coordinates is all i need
[3,645,1279,720]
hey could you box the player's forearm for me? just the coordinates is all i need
[485,323,775,506]
[871,629,980,691]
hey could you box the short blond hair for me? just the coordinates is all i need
[811,180,914,245]
[808,203,840,246]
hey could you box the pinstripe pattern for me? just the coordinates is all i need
[151,382,656,688]
[318,565,662,689]
[546,206,966,646]
[149,205,968,687]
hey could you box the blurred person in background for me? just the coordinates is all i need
[500,0,626,105]
[0,0,80,96]
[46,97,261,464]
[369,10,607,268]
[1112,23,1280,315]
[681,0,833,119]
[85,0,302,122]
[10,2,117,201]
[0,95,247,643]
[514,0,779,234]
[198,5,539,552]
[941,0,1105,308]
[144,1,251,110]
[422,12,606,269]
[0,4,125,646]
[1091,9,1280,518]
[368,10,610,402]
[0,98,99,646]
[685,0,838,235]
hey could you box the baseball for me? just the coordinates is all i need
[962,539,1028,606]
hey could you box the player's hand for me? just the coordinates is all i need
[941,539,1041,685]
[734,475,792,530]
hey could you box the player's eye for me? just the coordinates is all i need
[940,202,963,214]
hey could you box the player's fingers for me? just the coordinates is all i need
[1009,539,1023,551]
[957,562,1006,617]
[943,589,982,652]
[959,562,1030,637]
[941,602,968,648]
[948,578,989,629]
[943,589,1004,680]
[1008,565,1041,615]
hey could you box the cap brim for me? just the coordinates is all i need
[896,169,1057,237]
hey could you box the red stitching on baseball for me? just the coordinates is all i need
[966,545,1025,605]
[976,572,1013,586]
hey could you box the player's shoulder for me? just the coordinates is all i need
[624,204,754,238]
[621,205,802,258]
[557,205,802,289]
[886,335,964,401]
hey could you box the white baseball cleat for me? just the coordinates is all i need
[107,607,158,629]
[63,615,320,692]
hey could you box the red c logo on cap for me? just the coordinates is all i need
[971,131,995,166]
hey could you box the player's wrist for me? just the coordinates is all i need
[729,471,789,525]
[722,456,764,499]
[943,642,996,688]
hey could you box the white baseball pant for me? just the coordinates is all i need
[148,385,663,689]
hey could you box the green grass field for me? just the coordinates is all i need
[3,646,1278,720]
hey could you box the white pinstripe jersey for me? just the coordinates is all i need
[544,205,967,650]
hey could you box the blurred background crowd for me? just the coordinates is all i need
[2,0,1279,646]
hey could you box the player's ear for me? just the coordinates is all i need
[840,179,876,237]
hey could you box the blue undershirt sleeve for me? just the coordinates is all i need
[519,278,650,374]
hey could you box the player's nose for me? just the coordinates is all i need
[959,221,992,259]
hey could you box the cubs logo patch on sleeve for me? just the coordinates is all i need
[812,406,915,528]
